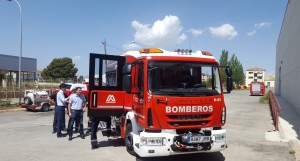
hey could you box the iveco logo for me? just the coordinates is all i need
[106,95,116,104]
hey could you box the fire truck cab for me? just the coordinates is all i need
[88,48,232,157]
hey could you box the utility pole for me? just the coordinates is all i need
[102,39,107,55]
[102,39,107,73]
[7,0,22,89]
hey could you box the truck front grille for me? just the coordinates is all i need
[168,114,211,121]
[167,114,211,127]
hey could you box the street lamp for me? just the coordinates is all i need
[7,0,22,89]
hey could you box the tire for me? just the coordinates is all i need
[125,123,136,156]
[24,97,32,105]
[41,103,50,112]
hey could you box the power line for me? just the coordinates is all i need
[106,43,125,52]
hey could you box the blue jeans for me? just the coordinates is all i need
[68,109,84,137]
[55,106,65,136]
[53,107,65,131]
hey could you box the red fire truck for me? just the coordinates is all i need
[250,81,265,96]
[88,48,232,157]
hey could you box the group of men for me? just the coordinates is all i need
[48,83,111,149]
[49,83,86,140]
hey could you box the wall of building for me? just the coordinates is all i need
[276,0,300,109]
[0,54,37,72]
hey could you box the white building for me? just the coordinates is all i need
[264,75,275,88]
[245,67,265,87]
[276,0,300,109]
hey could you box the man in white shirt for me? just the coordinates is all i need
[56,83,69,137]
[67,87,87,141]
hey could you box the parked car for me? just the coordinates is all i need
[55,83,89,100]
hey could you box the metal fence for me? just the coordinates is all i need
[268,90,280,131]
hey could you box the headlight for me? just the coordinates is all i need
[213,134,226,142]
[140,137,166,146]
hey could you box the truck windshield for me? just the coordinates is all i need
[148,61,222,96]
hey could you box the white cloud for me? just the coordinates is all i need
[190,28,203,37]
[130,15,187,47]
[123,42,141,51]
[209,24,238,40]
[72,56,80,61]
[247,30,257,36]
[254,22,271,29]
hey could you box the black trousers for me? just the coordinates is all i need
[90,117,111,146]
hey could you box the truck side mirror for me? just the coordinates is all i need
[123,64,132,75]
[225,67,232,77]
[123,75,132,93]
[226,77,233,93]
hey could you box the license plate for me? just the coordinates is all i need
[188,136,211,143]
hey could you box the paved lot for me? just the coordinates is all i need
[0,90,295,161]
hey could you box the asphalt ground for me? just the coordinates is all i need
[0,90,296,161]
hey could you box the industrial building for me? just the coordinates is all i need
[276,0,300,110]
[0,54,37,87]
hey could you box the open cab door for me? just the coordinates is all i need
[88,53,126,117]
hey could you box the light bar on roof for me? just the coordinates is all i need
[175,49,192,55]
[201,51,213,56]
[139,48,163,54]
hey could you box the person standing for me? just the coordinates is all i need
[56,83,69,137]
[90,117,111,149]
[67,87,87,141]
[67,88,80,133]
[48,91,67,134]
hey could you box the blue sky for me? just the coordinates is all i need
[0,0,287,76]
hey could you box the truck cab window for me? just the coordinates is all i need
[102,60,118,87]
[134,64,144,92]
[148,61,221,96]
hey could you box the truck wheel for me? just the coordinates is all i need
[41,103,50,112]
[125,123,136,156]
[24,97,32,105]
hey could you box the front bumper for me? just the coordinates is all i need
[133,129,227,157]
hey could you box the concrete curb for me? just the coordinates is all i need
[289,140,300,161]
[278,117,300,160]
[278,117,288,142]
[0,107,25,113]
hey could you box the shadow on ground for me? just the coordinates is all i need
[136,152,225,161]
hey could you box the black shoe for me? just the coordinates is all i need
[57,133,66,138]
[80,134,85,139]
[91,145,98,150]
[52,130,57,134]
[68,136,72,141]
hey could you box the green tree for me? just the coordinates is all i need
[219,50,229,84]
[41,57,78,79]
[229,54,245,85]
